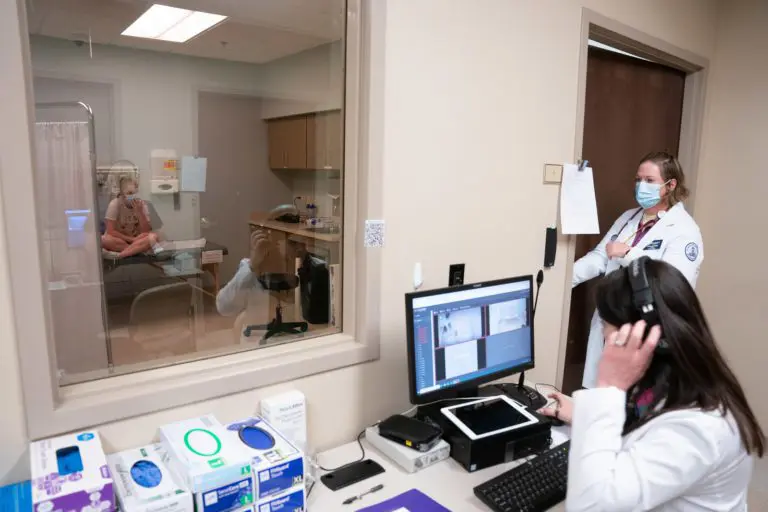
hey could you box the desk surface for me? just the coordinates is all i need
[249,214,342,244]
[309,426,570,511]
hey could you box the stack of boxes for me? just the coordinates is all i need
[159,415,255,512]
[107,443,192,512]
[30,431,115,512]
[30,415,306,512]
[223,417,305,512]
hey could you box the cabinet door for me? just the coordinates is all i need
[267,119,286,169]
[283,117,307,169]
[307,111,342,170]
[324,110,343,170]
[306,114,322,170]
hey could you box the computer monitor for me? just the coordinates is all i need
[405,275,534,404]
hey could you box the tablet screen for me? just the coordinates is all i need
[453,397,531,436]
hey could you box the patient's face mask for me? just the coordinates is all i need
[123,185,137,203]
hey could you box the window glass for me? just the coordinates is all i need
[27,0,346,384]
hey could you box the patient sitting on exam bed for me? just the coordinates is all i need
[101,176,163,259]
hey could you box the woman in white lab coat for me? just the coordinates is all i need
[540,259,764,511]
[216,205,296,342]
[573,151,703,388]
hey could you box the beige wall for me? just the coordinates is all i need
[695,0,768,458]
[0,0,722,485]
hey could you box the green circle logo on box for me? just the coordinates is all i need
[184,428,222,457]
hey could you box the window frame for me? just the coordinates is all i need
[1,0,381,440]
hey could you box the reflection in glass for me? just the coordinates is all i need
[27,0,346,384]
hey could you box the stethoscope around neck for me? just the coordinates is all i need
[610,208,665,243]
[609,208,643,242]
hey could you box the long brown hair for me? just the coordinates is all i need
[595,259,765,456]
[639,151,689,206]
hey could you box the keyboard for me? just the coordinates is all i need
[473,441,569,512]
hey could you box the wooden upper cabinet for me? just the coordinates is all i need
[275,110,342,171]
[267,117,307,169]
[267,120,285,169]
[324,110,343,171]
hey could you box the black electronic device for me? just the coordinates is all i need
[449,263,465,286]
[320,459,385,491]
[474,441,570,511]
[378,414,443,452]
[628,256,669,353]
[417,399,552,473]
[298,253,330,324]
[544,227,557,268]
[405,275,539,405]
[496,270,547,409]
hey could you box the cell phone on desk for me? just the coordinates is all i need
[320,459,385,491]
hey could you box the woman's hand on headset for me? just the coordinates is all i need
[538,392,573,425]
[598,321,661,391]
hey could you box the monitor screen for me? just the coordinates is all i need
[407,277,533,399]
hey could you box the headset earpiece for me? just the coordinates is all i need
[627,256,669,354]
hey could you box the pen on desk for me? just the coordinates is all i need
[342,484,385,505]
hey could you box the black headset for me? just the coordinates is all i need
[627,256,670,354]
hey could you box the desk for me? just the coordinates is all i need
[248,213,341,265]
[309,426,570,511]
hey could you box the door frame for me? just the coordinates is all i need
[555,8,710,388]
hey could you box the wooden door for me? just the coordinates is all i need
[283,117,307,169]
[562,47,686,393]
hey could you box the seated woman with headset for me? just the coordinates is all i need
[541,257,763,511]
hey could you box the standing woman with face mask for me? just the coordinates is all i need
[572,151,703,389]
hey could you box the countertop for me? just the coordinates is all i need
[249,213,342,243]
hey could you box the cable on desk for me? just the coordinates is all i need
[314,428,370,473]
[306,479,316,498]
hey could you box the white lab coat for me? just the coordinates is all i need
[572,203,703,388]
[567,388,752,511]
[216,258,272,341]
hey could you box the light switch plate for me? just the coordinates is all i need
[544,164,563,184]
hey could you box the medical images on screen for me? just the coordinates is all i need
[411,281,533,396]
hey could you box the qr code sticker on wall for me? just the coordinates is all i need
[364,220,385,248]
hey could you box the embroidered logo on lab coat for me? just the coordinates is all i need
[643,239,663,251]
[685,242,699,261]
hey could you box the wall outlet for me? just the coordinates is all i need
[449,264,465,287]
[543,164,563,184]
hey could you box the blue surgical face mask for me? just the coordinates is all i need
[635,181,667,209]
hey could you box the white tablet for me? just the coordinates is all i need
[440,395,538,440]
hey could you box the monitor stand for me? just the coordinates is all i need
[493,372,547,410]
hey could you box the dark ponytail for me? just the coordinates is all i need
[595,260,765,456]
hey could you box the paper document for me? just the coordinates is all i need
[357,489,451,512]
[163,238,207,251]
[180,156,207,192]
[560,163,600,234]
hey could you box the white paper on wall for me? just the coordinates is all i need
[180,156,207,192]
[560,163,600,234]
